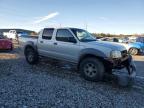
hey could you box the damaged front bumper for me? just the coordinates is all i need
[104,55,136,77]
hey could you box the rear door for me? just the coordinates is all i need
[37,28,55,58]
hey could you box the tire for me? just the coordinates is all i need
[128,48,138,55]
[79,57,105,81]
[105,68,113,74]
[25,47,39,64]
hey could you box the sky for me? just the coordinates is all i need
[0,0,144,34]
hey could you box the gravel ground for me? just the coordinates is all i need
[0,47,144,108]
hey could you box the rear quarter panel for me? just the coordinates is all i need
[19,36,38,51]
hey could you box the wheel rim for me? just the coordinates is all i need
[84,63,97,77]
[130,48,137,55]
[27,51,34,62]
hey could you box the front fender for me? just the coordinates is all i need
[78,48,107,62]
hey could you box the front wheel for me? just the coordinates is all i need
[79,57,105,81]
[25,47,39,64]
[128,48,138,55]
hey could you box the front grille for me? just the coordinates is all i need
[121,50,128,58]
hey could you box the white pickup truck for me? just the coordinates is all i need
[3,30,17,39]
[20,27,136,82]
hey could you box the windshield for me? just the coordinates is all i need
[71,28,96,42]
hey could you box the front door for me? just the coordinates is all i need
[53,29,80,63]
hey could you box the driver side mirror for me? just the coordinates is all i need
[69,37,77,43]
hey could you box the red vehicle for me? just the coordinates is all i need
[0,35,13,50]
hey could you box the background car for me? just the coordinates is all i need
[3,30,17,40]
[127,37,144,55]
[0,35,13,50]
[17,31,28,37]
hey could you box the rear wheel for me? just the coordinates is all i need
[128,48,138,55]
[79,57,105,81]
[25,47,39,64]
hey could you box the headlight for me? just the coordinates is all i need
[110,50,122,58]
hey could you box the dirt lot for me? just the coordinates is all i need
[0,45,144,107]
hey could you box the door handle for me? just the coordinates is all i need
[53,42,57,45]
[40,41,43,43]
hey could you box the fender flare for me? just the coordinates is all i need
[78,48,107,63]
[24,41,37,55]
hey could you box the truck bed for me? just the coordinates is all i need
[19,35,38,49]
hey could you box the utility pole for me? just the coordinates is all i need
[84,22,88,30]
[86,23,88,30]
[59,23,62,27]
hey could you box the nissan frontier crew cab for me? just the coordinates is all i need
[20,27,136,81]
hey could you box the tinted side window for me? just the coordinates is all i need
[42,28,54,40]
[56,29,76,43]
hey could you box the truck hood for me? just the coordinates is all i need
[86,41,126,51]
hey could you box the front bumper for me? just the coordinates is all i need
[104,55,136,77]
